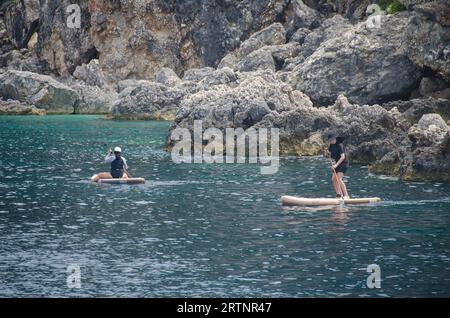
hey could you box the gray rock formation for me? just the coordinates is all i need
[0,98,45,115]
[238,48,276,72]
[370,113,450,180]
[255,95,412,162]
[111,80,185,120]
[166,70,311,148]
[71,82,117,114]
[155,67,182,87]
[0,48,48,74]
[113,66,244,120]
[284,0,323,38]
[4,0,292,81]
[3,0,39,48]
[0,70,78,113]
[283,15,354,71]
[218,23,287,69]
[287,13,422,105]
[402,1,450,81]
[73,59,107,88]
[36,0,95,76]
[382,97,450,123]
[288,27,311,44]
[399,0,434,8]
[302,0,373,21]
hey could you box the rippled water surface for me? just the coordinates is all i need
[1,115,450,297]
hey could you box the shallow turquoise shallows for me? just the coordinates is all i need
[1,115,450,297]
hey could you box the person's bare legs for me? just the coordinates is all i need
[91,172,113,182]
[332,173,343,197]
[122,172,129,179]
[337,172,349,198]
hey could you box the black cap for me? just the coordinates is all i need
[326,132,337,142]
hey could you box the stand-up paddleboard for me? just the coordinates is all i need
[281,195,381,206]
[91,174,145,184]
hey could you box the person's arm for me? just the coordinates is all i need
[122,158,129,170]
[332,145,346,169]
[333,154,346,169]
[105,149,114,164]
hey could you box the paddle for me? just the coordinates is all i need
[323,147,345,199]
[329,157,344,198]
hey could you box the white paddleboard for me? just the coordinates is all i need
[281,195,381,206]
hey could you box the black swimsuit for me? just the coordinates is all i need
[329,143,348,174]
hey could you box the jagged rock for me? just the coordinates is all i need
[70,82,117,114]
[287,13,422,105]
[283,15,354,71]
[73,59,107,88]
[382,97,450,123]
[235,23,287,57]
[288,27,311,44]
[4,0,39,48]
[0,70,78,113]
[271,43,302,69]
[5,0,291,80]
[166,71,413,166]
[36,0,95,76]
[298,132,325,156]
[182,67,216,82]
[285,0,323,38]
[155,68,182,87]
[303,0,373,21]
[254,95,411,161]
[402,1,450,81]
[218,23,286,69]
[167,83,413,163]
[0,98,45,115]
[111,80,185,120]
[399,0,435,8]
[418,77,449,97]
[370,113,450,180]
[167,66,238,92]
[166,70,311,149]
[238,48,276,72]
[417,113,449,130]
[224,41,301,73]
[0,49,49,74]
[197,67,238,90]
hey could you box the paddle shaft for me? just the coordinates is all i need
[327,156,345,197]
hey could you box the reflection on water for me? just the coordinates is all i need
[0,115,450,297]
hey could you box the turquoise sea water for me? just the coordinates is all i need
[0,115,449,297]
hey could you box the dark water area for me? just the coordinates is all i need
[0,115,449,297]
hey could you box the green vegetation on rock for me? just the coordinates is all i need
[378,0,407,14]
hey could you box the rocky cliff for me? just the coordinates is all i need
[0,0,449,180]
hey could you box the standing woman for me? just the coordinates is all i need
[326,133,350,199]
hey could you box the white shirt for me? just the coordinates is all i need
[104,154,128,170]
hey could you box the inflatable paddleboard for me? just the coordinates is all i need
[91,174,145,184]
[281,195,381,206]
